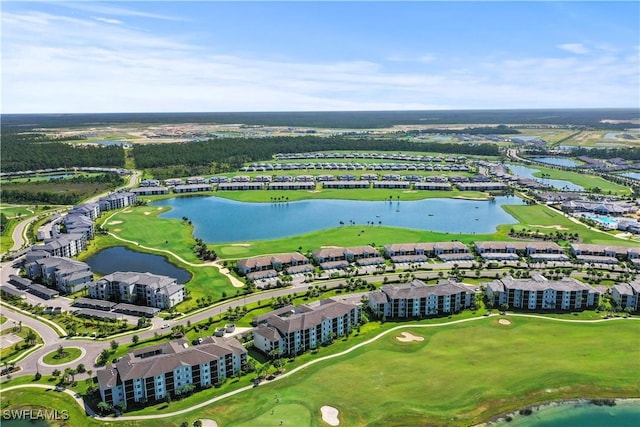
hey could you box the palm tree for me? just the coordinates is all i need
[25,330,37,346]
[97,401,112,415]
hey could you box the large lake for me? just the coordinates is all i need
[152,196,525,243]
[86,246,192,283]
[531,157,580,168]
[508,164,583,191]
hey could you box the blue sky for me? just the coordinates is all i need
[2,1,639,113]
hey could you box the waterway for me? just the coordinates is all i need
[507,164,583,191]
[491,400,640,426]
[621,172,640,181]
[152,196,525,243]
[85,246,191,283]
[530,157,580,168]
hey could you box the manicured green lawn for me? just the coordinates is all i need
[81,223,236,311]
[42,347,83,365]
[503,205,639,246]
[213,224,508,259]
[168,316,640,427]
[514,163,631,195]
[3,317,636,427]
[97,205,200,263]
[0,327,43,361]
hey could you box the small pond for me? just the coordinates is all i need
[152,196,525,243]
[507,164,583,191]
[86,246,191,283]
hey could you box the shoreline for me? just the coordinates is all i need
[476,397,640,426]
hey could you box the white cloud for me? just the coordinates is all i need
[557,43,590,55]
[94,17,124,25]
[53,2,187,22]
[1,9,638,113]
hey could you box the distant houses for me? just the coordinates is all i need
[236,253,313,281]
[383,242,472,263]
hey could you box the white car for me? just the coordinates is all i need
[161,323,169,329]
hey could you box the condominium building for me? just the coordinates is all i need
[485,275,600,311]
[368,279,473,318]
[25,256,93,294]
[97,337,247,406]
[88,272,184,309]
[252,298,362,356]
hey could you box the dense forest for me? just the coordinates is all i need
[2,109,638,129]
[1,173,126,205]
[528,147,640,161]
[1,132,125,172]
[132,136,501,174]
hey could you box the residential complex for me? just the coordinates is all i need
[612,280,640,312]
[368,279,474,318]
[252,298,362,356]
[485,275,600,310]
[25,256,93,294]
[88,272,185,309]
[97,337,247,406]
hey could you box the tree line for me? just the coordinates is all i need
[1,132,124,172]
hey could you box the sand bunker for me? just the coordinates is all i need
[198,420,218,427]
[231,243,251,247]
[157,207,163,210]
[113,229,122,232]
[107,220,123,225]
[528,224,569,230]
[396,332,424,342]
[498,319,512,325]
[144,211,151,215]
[321,406,340,426]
